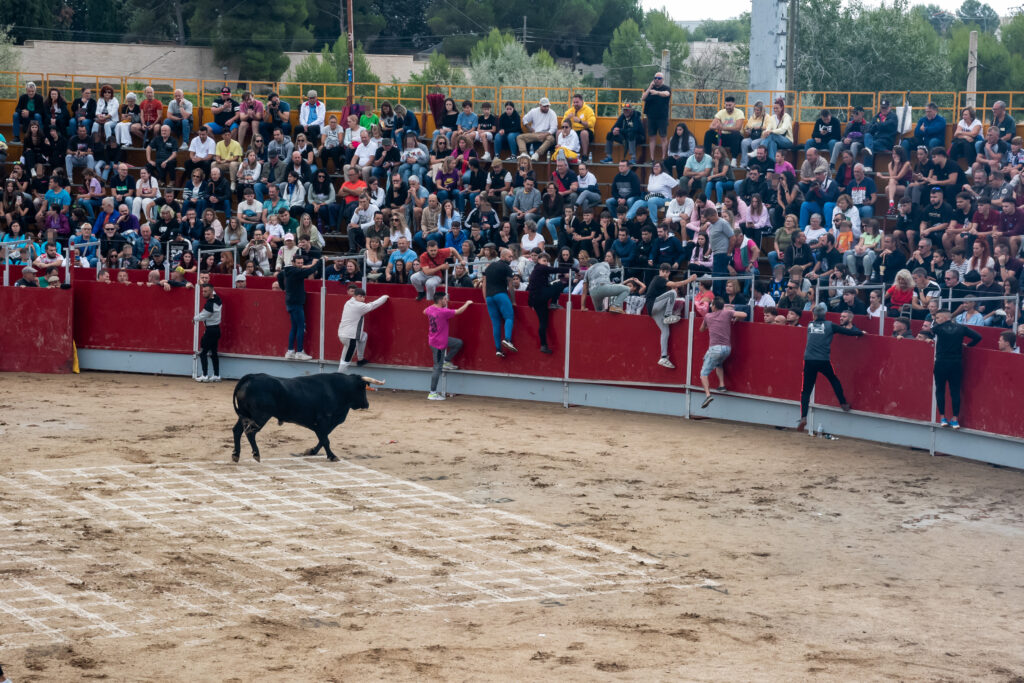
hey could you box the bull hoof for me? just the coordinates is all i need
[231,452,240,463]
[326,454,339,462]
[252,453,261,462]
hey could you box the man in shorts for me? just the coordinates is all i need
[699,296,747,408]
[641,72,671,161]
[424,292,472,401]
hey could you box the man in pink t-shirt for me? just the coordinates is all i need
[699,296,747,408]
[424,291,472,401]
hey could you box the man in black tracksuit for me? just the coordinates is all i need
[797,303,865,432]
[526,252,575,354]
[931,308,982,429]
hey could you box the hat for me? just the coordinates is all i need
[235,273,247,282]
[930,186,943,193]
[539,97,550,106]
[623,101,634,108]
[284,233,295,241]
[22,266,37,274]
[880,99,890,107]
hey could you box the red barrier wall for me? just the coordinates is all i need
[56,280,1023,441]
[0,286,74,373]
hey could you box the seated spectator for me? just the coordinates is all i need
[902,102,946,157]
[163,89,193,149]
[554,122,581,161]
[259,91,291,141]
[707,146,734,203]
[831,106,867,169]
[799,168,839,229]
[12,81,45,143]
[752,98,794,162]
[214,129,244,191]
[665,122,696,178]
[432,97,459,145]
[113,92,142,146]
[681,145,712,197]
[880,145,913,216]
[91,85,119,141]
[862,99,898,164]
[65,124,97,181]
[949,106,982,166]
[518,97,558,161]
[804,108,842,159]
[704,96,745,160]
[601,102,643,163]
[561,94,596,161]
[207,86,239,135]
[184,126,216,185]
[450,99,478,151]
[494,101,522,161]
[605,160,643,218]
[296,90,325,144]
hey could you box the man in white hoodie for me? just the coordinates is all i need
[338,286,389,372]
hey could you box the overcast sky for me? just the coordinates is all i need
[647,0,1021,22]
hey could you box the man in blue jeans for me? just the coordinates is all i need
[483,248,519,358]
[705,205,734,296]
[275,254,321,360]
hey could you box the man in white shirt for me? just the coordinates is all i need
[338,287,389,372]
[164,88,193,149]
[346,130,378,182]
[184,126,216,186]
[517,98,558,161]
[297,89,325,144]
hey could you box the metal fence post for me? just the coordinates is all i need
[563,270,573,408]
[684,281,695,420]
[192,249,202,380]
[319,258,327,365]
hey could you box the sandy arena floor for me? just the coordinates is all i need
[0,372,1022,682]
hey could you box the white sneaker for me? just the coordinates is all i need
[657,357,675,369]
[179,142,188,150]
[663,314,681,325]
[285,350,296,359]
[195,375,208,383]
[427,391,446,401]
[294,351,313,361]
[530,153,539,161]
[730,158,737,167]
[442,361,458,370]
[208,375,221,382]
[481,152,491,161]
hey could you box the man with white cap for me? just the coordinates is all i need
[796,302,865,432]
[15,265,39,287]
[518,98,558,161]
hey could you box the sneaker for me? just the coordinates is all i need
[12,136,20,143]
[496,350,506,358]
[540,345,553,354]
[608,305,624,314]
[285,350,296,359]
[949,419,960,430]
[179,142,188,150]
[442,361,458,370]
[701,395,714,409]
[356,359,369,367]
[717,386,728,393]
[481,152,491,161]
[530,153,539,161]
[886,204,897,217]
[939,417,950,428]
[195,375,208,383]
[294,351,313,361]
[208,375,221,382]
[427,391,446,401]
[730,158,737,167]
[600,156,614,164]
[657,357,675,369]
[662,314,681,325]
[840,402,851,412]
[501,339,518,352]
[415,292,426,301]
[548,303,563,310]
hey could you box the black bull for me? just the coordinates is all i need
[231,373,385,462]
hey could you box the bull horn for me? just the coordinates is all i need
[361,376,385,385]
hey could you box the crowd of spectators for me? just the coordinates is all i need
[2,80,1023,349]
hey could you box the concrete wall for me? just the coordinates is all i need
[748,0,788,92]
[11,41,427,85]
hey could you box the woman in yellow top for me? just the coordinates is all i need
[561,94,596,160]
[739,100,767,165]
[753,98,794,163]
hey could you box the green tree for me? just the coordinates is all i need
[372,0,432,51]
[127,0,192,44]
[645,9,689,64]
[0,25,20,92]
[306,0,384,51]
[911,3,955,35]
[601,18,655,89]
[469,38,580,88]
[409,52,466,85]
[955,0,999,33]
[690,14,751,42]
[571,0,642,64]
[191,0,315,81]
[948,23,1012,91]
[469,28,517,63]
[290,36,379,85]
[426,0,495,58]
[795,0,949,92]
[1,0,63,43]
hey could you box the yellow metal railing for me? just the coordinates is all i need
[4,72,1024,136]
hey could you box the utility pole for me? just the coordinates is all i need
[522,16,528,47]
[346,0,355,107]
[661,50,670,87]
[966,30,978,109]
[786,0,797,92]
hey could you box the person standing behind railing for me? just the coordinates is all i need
[931,308,982,429]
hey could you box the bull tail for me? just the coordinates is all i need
[232,374,252,418]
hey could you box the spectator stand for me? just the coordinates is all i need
[811,282,886,335]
